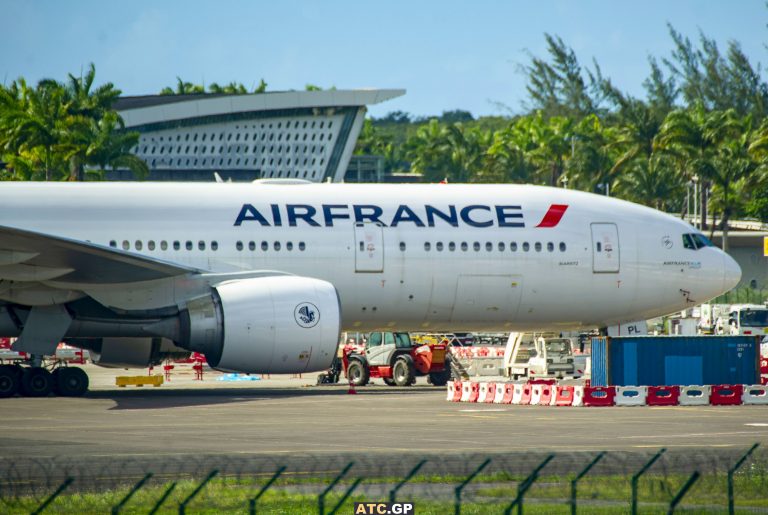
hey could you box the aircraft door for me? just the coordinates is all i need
[591,223,620,273]
[354,222,384,273]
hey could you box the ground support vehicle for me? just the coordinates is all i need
[504,333,579,380]
[718,305,768,336]
[342,332,450,387]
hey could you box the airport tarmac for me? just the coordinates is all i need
[1,363,767,461]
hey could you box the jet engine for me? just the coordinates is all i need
[177,275,341,374]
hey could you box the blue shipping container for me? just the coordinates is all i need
[591,336,759,387]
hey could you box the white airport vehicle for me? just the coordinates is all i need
[721,304,768,336]
[503,333,580,380]
[0,181,741,396]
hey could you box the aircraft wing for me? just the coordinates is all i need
[0,224,200,285]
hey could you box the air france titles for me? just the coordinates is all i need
[234,204,524,228]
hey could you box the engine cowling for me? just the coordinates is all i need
[75,337,190,368]
[179,276,341,374]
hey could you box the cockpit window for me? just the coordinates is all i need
[683,233,715,250]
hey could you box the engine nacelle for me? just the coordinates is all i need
[179,276,341,374]
[75,337,190,368]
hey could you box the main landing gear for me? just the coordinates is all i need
[0,363,89,398]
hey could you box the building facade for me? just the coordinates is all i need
[111,89,404,182]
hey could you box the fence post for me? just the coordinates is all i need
[149,482,176,515]
[328,477,364,515]
[667,471,699,514]
[390,460,427,503]
[249,466,286,515]
[631,448,666,515]
[570,452,606,515]
[111,473,153,514]
[318,461,354,515]
[454,458,491,515]
[728,443,760,515]
[178,469,219,515]
[504,454,555,515]
[30,477,73,515]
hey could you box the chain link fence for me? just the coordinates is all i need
[1,447,766,513]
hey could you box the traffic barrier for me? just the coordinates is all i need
[614,386,648,406]
[451,381,463,402]
[511,383,525,405]
[529,378,557,385]
[447,381,457,401]
[710,384,744,406]
[519,383,532,405]
[553,385,575,406]
[502,383,515,404]
[760,358,768,374]
[646,386,680,406]
[477,383,489,403]
[484,383,497,403]
[467,382,480,403]
[679,385,710,406]
[493,383,506,403]
[460,382,472,402]
[583,386,615,407]
[536,384,554,406]
[530,384,543,405]
[572,385,584,406]
[762,375,768,386]
[742,384,768,405]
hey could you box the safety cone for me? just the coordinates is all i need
[347,380,357,394]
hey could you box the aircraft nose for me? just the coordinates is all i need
[723,252,742,292]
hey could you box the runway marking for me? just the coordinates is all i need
[619,430,768,440]
[458,409,506,412]
[745,423,768,427]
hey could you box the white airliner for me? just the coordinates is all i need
[0,181,740,397]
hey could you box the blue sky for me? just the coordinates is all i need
[2,1,766,118]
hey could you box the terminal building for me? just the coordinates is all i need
[111,89,404,183]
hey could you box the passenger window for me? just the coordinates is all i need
[510,242,518,251]
[185,241,193,251]
[236,241,244,251]
[173,241,180,250]
[461,242,468,251]
[436,242,444,251]
[560,242,566,252]
[161,241,168,251]
[424,242,431,251]
[399,242,406,251]
[485,242,492,251]
[449,242,456,251]
[547,242,554,252]
[148,241,156,251]
[274,241,281,251]
[109,240,116,248]
[211,241,218,251]
[135,240,143,251]
[473,242,480,251]
[286,241,293,251]
[498,242,505,251]
[198,241,205,251]
[261,241,268,251]
[535,242,542,252]
[249,241,256,251]
[299,241,306,251]
[523,242,530,252]
[122,240,130,250]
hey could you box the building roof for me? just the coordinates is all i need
[116,89,405,129]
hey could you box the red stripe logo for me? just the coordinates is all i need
[536,204,569,228]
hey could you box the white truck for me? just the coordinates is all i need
[503,333,586,380]
[719,304,768,336]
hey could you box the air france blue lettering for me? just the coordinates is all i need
[353,205,386,226]
[234,204,270,226]
[425,205,458,227]
[287,204,321,227]
[270,204,282,227]
[391,205,425,227]
[460,205,493,228]
[496,205,524,227]
[323,204,350,226]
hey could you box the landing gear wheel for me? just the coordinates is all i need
[346,360,369,387]
[21,367,53,397]
[393,355,416,386]
[55,367,89,397]
[0,364,21,397]
[382,377,396,386]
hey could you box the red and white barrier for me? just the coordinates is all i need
[530,384,544,405]
[742,385,768,405]
[710,384,743,406]
[679,385,710,406]
[553,385,575,406]
[572,385,584,406]
[484,383,497,404]
[447,381,458,401]
[614,386,647,406]
[583,386,615,407]
[647,386,680,406]
[493,383,507,403]
[502,383,515,404]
